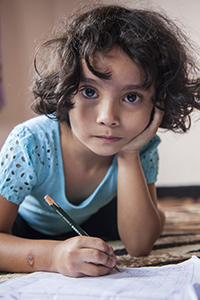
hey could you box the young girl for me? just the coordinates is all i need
[0,5,200,278]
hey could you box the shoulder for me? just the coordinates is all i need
[0,115,60,181]
[9,115,61,168]
[0,115,61,204]
[16,115,58,135]
[5,115,59,149]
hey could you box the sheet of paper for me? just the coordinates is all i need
[0,256,200,300]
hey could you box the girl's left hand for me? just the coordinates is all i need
[119,107,164,155]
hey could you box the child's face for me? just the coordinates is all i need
[68,47,155,156]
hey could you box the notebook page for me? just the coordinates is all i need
[0,256,200,300]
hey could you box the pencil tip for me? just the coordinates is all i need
[114,265,120,272]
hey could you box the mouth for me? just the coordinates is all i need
[94,135,122,143]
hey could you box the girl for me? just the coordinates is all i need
[0,5,200,278]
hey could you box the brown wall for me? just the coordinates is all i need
[0,0,116,146]
[0,1,76,145]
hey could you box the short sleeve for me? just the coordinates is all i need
[0,125,38,204]
[139,135,161,184]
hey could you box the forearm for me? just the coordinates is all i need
[117,152,163,257]
[0,233,118,277]
[0,233,59,273]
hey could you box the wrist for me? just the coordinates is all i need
[117,149,140,162]
[33,240,60,273]
[117,150,142,176]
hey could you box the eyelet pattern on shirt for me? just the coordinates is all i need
[0,124,58,204]
[139,137,160,184]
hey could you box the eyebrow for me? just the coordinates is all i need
[80,77,98,84]
[80,77,148,91]
[121,84,147,91]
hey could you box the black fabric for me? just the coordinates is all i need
[12,197,120,241]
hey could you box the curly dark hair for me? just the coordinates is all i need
[31,4,200,132]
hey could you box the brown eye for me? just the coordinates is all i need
[124,93,141,103]
[82,88,97,98]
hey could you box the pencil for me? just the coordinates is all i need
[44,195,120,272]
[45,194,88,236]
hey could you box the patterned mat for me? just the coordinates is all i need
[1,197,200,282]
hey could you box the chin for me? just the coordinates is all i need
[94,149,119,157]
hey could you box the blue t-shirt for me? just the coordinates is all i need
[0,115,161,235]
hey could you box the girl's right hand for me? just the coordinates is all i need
[52,236,117,277]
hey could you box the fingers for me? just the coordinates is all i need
[140,106,164,142]
[151,106,165,129]
[56,236,118,278]
[82,247,116,267]
[77,236,117,270]
[79,236,116,257]
[80,261,114,277]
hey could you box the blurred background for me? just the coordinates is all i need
[0,0,200,190]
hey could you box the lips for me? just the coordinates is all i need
[94,135,122,143]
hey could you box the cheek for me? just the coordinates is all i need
[140,104,154,126]
[125,110,152,136]
[69,111,91,140]
[69,102,94,123]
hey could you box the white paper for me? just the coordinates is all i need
[0,256,200,300]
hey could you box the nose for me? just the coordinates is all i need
[96,99,120,127]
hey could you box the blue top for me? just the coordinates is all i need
[0,115,161,235]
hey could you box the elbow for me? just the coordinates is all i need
[120,235,155,257]
[118,220,162,257]
[126,244,153,257]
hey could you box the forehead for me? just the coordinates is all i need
[80,47,146,87]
